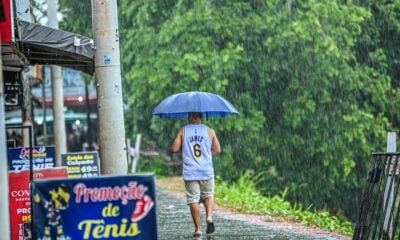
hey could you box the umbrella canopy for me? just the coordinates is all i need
[152,91,239,118]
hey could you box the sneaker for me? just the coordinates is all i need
[193,232,202,237]
[206,221,215,234]
[131,195,154,222]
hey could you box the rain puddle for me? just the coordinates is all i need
[157,190,341,240]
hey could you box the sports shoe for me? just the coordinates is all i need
[131,195,154,222]
[193,232,202,237]
[206,221,215,234]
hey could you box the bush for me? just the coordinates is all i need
[215,172,354,236]
[134,157,172,177]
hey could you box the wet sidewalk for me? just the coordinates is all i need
[156,190,342,240]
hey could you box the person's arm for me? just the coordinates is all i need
[171,128,184,153]
[208,128,221,155]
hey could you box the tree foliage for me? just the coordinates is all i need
[59,0,92,37]
[59,0,398,221]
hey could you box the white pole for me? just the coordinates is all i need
[92,0,128,174]
[0,31,12,240]
[47,0,66,165]
[383,132,396,239]
[126,138,131,168]
[387,132,396,152]
[131,134,142,173]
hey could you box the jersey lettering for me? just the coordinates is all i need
[193,144,202,159]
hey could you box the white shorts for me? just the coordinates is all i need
[184,179,214,204]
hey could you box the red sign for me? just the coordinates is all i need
[0,0,13,43]
[9,168,68,240]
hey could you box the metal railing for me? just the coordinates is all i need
[354,153,400,240]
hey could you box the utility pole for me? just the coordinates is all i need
[22,70,33,147]
[0,33,12,240]
[47,0,66,165]
[92,0,128,174]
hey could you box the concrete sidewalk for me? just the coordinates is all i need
[156,189,341,240]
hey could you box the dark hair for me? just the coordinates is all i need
[189,112,203,119]
[60,183,71,193]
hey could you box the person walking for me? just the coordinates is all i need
[171,112,221,237]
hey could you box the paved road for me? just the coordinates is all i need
[156,190,342,240]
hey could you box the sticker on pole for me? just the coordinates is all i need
[104,55,111,64]
[32,174,157,240]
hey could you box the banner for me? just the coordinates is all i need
[61,151,100,178]
[0,0,14,43]
[8,146,56,171]
[32,174,157,240]
[9,168,68,240]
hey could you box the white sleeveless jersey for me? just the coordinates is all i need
[182,124,214,180]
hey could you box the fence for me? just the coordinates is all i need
[353,153,400,240]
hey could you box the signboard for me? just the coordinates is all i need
[61,152,100,178]
[0,0,14,43]
[32,174,157,240]
[9,168,68,240]
[3,71,22,106]
[8,146,56,171]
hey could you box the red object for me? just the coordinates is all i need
[131,194,155,222]
[9,168,68,240]
[0,0,14,43]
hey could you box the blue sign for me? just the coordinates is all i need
[32,174,157,240]
[8,145,56,171]
[104,55,111,64]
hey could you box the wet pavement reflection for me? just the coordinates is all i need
[156,190,341,240]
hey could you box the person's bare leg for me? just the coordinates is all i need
[190,203,201,233]
[204,196,214,223]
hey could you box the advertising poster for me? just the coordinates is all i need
[0,0,14,43]
[61,152,100,178]
[32,174,157,240]
[8,146,55,171]
[9,168,68,240]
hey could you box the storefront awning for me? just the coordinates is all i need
[17,20,94,75]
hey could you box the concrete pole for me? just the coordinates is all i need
[92,0,128,174]
[383,132,396,239]
[0,33,12,240]
[47,0,66,165]
[42,73,47,144]
[22,71,33,147]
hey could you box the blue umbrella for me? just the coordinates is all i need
[152,91,239,118]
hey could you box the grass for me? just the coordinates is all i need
[214,174,354,236]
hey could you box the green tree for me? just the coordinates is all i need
[60,0,394,221]
[119,0,392,220]
[59,0,92,37]
[353,0,400,128]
